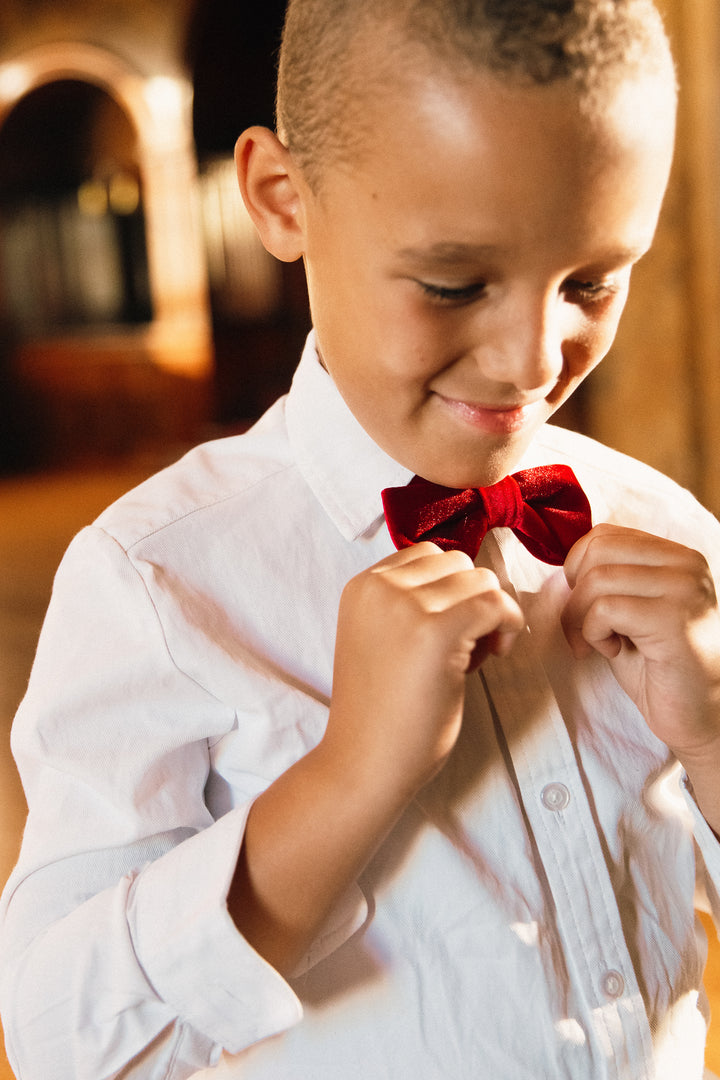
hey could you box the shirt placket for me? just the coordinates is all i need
[481,534,656,1079]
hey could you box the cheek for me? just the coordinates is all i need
[572,298,629,377]
[390,295,465,364]
[358,300,453,381]
[600,291,632,351]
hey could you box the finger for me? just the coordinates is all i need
[563,583,712,662]
[400,570,524,670]
[564,524,697,587]
[412,566,516,617]
[567,562,687,609]
[570,593,678,660]
[453,587,525,670]
[371,540,447,570]
[373,548,483,590]
[563,560,716,644]
[472,625,521,665]
[358,547,525,669]
[562,562,661,658]
[563,527,597,587]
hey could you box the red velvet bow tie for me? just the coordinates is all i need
[381,464,592,565]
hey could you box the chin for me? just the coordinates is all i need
[416,462,509,491]
[425,448,525,490]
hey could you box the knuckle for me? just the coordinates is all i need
[475,565,499,584]
[692,555,716,598]
[582,560,615,592]
[689,565,717,610]
[589,522,616,540]
[446,550,476,571]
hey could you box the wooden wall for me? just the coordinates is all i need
[584,0,720,514]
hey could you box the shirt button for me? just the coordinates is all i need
[541,782,571,812]
[601,970,625,1000]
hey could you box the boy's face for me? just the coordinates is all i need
[297,67,675,488]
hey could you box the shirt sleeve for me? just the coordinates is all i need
[0,526,303,1080]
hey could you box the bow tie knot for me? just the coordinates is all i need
[479,474,525,531]
[381,464,592,566]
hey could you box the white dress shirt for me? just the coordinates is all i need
[2,333,720,1080]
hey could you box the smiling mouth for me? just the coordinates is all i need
[436,393,538,434]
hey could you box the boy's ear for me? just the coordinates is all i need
[235,127,307,263]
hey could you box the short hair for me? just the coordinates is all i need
[275,0,675,187]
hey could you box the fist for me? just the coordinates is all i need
[562,523,720,760]
[326,542,524,793]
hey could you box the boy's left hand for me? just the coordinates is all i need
[562,524,720,832]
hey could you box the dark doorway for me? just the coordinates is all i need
[187,0,310,427]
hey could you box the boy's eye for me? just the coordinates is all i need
[416,280,487,306]
[564,277,620,304]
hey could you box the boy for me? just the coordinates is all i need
[2,0,720,1077]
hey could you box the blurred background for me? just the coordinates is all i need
[0,0,718,1077]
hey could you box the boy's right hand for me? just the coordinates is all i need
[324,542,525,798]
[229,542,522,975]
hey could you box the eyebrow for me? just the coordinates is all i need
[395,242,502,268]
[395,240,650,270]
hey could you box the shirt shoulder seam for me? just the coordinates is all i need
[98,460,299,555]
[91,524,238,715]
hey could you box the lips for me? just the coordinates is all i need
[435,393,537,434]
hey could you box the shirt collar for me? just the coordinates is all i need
[284,332,569,543]
[285,332,412,542]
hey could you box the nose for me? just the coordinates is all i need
[479,290,568,392]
